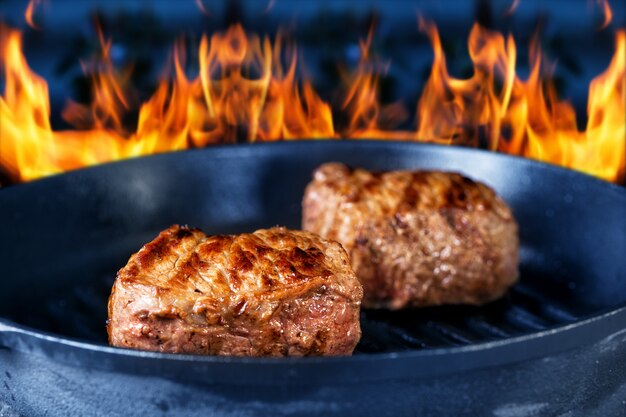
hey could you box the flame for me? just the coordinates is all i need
[343,20,625,182]
[25,0,44,29]
[0,24,334,182]
[414,20,518,149]
[438,22,625,181]
[494,30,625,181]
[62,24,132,134]
[597,0,613,29]
[0,20,624,183]
[341,30,409,139]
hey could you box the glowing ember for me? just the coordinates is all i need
[0,17,624,183]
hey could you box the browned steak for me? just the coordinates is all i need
[107,225,363,356]
[302,163,519,309]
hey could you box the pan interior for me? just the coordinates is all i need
[0,142,624,354]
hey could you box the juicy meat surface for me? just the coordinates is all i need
[302,163,519,309]
[108,225,363,356]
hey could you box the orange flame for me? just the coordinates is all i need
[25,0,44,29]
[344,20,625,182]
[62,24,132,134]
[597,0,613,29]
[0,24,335,182]
[0,21,624,183]
[341,29,409,139]
[415,20,518,149]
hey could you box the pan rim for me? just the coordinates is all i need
[1,305,625,384]
[1,140,624,192]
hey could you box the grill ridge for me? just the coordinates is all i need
[12,275,580,353]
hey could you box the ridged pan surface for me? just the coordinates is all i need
[0,141,624,417]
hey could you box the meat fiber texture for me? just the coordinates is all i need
[303,163,519,309]
[108,225,363,356]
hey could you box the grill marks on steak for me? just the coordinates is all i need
[302,163,520,309]
[108,225,363,356]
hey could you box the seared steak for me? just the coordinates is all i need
[108,225,363,356]
[302,163,519,309]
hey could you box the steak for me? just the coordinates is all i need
[107,225,363,356]
[302,163,519,309]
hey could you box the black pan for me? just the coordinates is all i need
[0,141,625,417]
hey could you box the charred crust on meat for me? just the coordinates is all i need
[256,246,270,257]
[232,299,248,317]
[175,227,194,239]
[393,213,408,229]
[439,208,460,231]
[231,245,254,272]
[198,237,230,256]
[136,236,170,266]
[302,163,519,309]
[108,225,363,356]
[262,274,274,288]
[363,177,381,191]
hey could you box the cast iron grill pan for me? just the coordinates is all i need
[0,141,624,417]
[9,271,581,353]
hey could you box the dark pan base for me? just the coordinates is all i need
[0,141,624,416]
[2,333,625,417]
